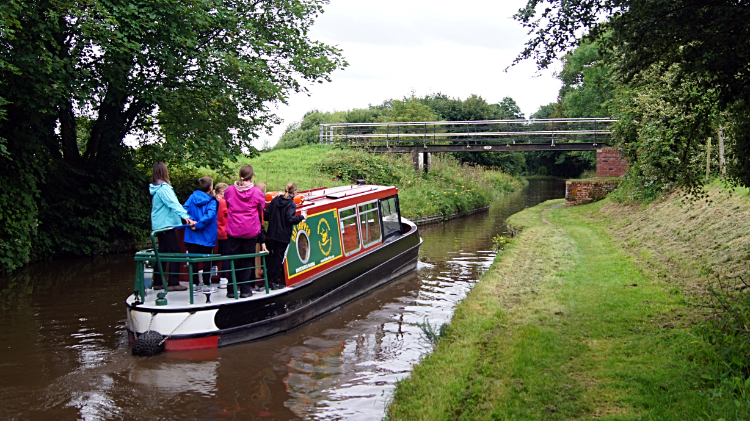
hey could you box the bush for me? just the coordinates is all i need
[317,150,522,219]
[317,150,401,186]
[32,155,151,260]
[0,153,40,271]
[609,163,672,204]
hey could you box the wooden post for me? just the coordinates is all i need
[706,137,711,180]
[719,125,726,176]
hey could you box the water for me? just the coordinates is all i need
[0,179,564,420]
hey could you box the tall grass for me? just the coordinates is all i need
[197,145,523,219]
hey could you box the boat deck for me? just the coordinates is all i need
[127,282,289,310]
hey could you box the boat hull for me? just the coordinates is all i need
[127,220,421,350]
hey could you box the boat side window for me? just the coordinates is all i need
[358,200,381,248]
[339,206,361,256]
[379,195,402,243]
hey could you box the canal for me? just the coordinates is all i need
[0,179,565,420]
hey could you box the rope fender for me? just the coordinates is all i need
[132,312,195,357]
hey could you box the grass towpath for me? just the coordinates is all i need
[386,199,728,420]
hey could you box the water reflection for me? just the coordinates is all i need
[0,179,564,420]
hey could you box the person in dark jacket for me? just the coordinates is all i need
[183,176,218,288]
[263,182,306,289]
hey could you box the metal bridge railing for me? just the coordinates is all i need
[319,118,616,147]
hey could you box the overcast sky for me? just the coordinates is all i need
[260,0,562,148]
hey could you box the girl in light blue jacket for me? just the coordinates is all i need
[149,162,194,291]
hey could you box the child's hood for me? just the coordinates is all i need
[149,181,172,196]
[188,190,215,206]
[231,182,262,202]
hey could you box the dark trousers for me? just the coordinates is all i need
[213,239,228,281]
[227,235,258,294]
[153,230,181,287]
[186,243,213,285]
[266,238,288,285]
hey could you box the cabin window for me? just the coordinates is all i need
[339,206,361,256]
[358,200,382,248]
[379,195,402,242]
[296,229,310,264]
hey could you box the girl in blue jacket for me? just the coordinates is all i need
[150,162,194,291]
[182,176,218,287]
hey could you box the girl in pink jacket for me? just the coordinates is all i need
[224,165,266,298]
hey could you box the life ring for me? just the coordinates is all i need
[265,191,305,205]
[265,191,282,203]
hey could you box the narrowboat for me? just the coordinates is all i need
[126,184,422,354]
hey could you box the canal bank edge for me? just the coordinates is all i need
[386,187,750,420]
[411,205,490,225]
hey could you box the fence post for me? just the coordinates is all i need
[230,260,238,300]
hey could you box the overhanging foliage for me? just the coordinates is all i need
[0,0,345,271]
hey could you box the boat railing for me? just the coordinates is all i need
[132,226,270,305]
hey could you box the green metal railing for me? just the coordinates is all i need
[132,226,269,305]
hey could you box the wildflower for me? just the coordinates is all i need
[454,192,458,195]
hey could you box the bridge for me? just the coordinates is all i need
[319,118,619,172]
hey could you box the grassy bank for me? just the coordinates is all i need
[386,188,750,419]
[197,145,523,219]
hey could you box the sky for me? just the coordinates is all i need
[259,0,562,148]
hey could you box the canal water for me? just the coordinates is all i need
[0,179,564,420]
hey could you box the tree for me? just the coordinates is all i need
[378,93,438,122]
[495,97,525,119]
[0,0,345,271]
[275,109,348,149]
[530,103,557,119]
[2,0,345,169]
[612,65,721,194]
[513,0,750,186]
[556,40,614,118]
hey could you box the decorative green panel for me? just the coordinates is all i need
[286,209,343,278]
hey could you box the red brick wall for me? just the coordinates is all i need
[565,180,621,206]
[596,148,628,178]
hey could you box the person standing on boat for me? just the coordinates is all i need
[224,165,266,298]
[264,182,306,290]
[182,176,218,288]
[213,182,229,282]
[253,182,268,290]
[149,162,194,292]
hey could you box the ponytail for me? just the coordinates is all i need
[238,165,254,182]
[283,181,298,199]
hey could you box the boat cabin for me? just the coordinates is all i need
[273,184,402,286]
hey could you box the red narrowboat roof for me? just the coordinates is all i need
[267,184,399,213]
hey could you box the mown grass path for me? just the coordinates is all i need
[386,199,730,420]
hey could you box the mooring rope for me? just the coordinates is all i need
[159,312,196,345]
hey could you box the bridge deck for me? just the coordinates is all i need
[319,118,616,151]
